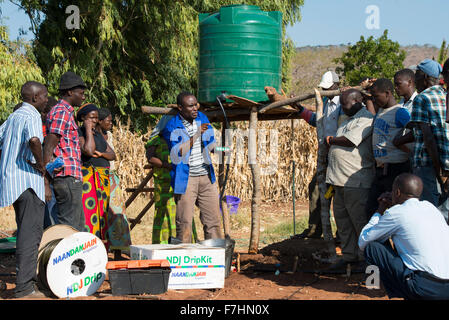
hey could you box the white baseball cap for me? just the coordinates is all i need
[318,71,340,89]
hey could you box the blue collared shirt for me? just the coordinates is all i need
[359,198,449,279]
[0,102,45,206]
[161,111,216,195]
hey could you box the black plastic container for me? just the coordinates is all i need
[107,260,171,295]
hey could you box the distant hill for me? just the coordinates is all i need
[289,45,440,98]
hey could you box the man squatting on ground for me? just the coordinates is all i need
[359,173,449,300]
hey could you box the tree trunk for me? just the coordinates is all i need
[248,106,261,254]
[314,90,337,262]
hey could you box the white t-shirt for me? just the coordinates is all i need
[322,96,341,142]
[372,105,411,165]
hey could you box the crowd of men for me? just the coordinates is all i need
[0,72,90,298]
[0,71,226,299]
[1,56,449,300]
[295,58,449,299]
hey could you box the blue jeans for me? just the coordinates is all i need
[43,184,59,229]
[412,165,441,206]
[365,241,449,300]
[413,165,449,222]
[437,195,449,223]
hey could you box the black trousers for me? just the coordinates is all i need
[307,173,322,233]
[13,188,45,297]
[53,176,85,231]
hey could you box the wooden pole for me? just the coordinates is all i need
[258,86,366,114]
[141,106,304,123]
[248,106,261,254]
[141,87,367,118]
[141,106,178,115]
[314,89,337,263]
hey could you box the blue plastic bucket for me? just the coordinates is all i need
[224,195,241,215]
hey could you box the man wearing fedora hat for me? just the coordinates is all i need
[43,71,87,231]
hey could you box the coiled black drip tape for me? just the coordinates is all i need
[37,238,63,293]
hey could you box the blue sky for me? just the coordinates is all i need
[286,0,449,47]
[1,0,448,47]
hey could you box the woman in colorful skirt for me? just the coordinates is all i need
[77,104,131,252]
[145,115,197,244]
[96,108,132,253]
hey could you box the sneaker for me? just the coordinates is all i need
[15,285,47,299]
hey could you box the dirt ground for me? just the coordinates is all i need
[0,200,392,302]
[0,238,390,301]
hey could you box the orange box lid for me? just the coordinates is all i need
[107,259,170,270]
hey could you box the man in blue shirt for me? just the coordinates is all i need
[0,81,49,298]
[161,92,222,243]
[359,173,449,300]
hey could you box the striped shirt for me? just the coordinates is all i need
[409,85,449,169]
[0,102,45,206]
[180,116,209,176]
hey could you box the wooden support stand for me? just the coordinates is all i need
[125,164,155,230]
[139,87,355,255]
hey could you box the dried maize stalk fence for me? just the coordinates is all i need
[216,118,317,202]
[111,116,318,203]
[111,117,153,197]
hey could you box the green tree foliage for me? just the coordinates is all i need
[438,39,448,64]
[14,0,304,132]
[334,30,406,86]
[0,24,44,122]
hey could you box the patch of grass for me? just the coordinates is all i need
[260,214,338,245]
[260,216,309,244]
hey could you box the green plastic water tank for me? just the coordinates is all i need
[198,5,283,104]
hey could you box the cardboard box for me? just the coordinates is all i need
[130,244,225,289]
